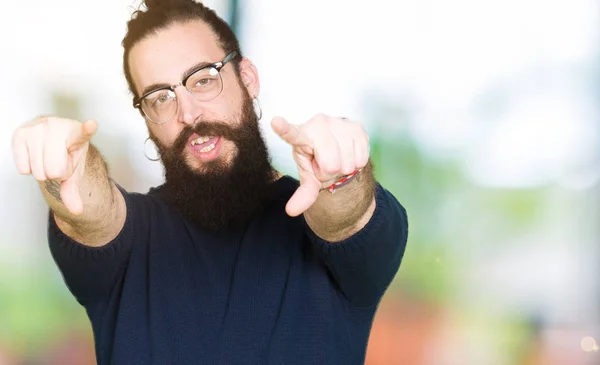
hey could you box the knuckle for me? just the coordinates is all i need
[11,128,25,146]
[32,172,47,182]
[323,160,340,175]
[351,122,365,134]
[30,119,47,134]
[341,160,355,174]
[44,165,65,180]
[328,118,343,130]
[44,116,75,132]
[341,167,354,175]
[14,158,29,174]
[312,113,329,124]
[342,159,356,172]
[44,117,57,127]
[355,154,368,168]
[300,123,315,137]
[45,171,59,180]
[35,115,54,128]
[14,159,31,175]
[32,115,48,125]
[45,116,63,128]
[27,127,46,147]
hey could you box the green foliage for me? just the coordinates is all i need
[368,121,549,307]
[0,262,89,357]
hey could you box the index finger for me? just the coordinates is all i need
[66,119,98,150]
[271,116,311,147]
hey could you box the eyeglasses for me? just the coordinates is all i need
[133,51,238,124]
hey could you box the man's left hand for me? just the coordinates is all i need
[271,114,370,217]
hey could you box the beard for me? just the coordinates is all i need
[148,93,276,232]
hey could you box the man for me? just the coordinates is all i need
[11,0,408,364]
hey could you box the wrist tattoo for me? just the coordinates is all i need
[45,180,63,202]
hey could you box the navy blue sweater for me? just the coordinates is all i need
[48,176,408,365]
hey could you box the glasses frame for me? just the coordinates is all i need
[133,50,238,124]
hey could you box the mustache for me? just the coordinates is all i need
[161,120,258,161]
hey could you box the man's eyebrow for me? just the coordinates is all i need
[181,61,214,80]
[141,83,172,97]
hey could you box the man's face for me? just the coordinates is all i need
[129,20,256,172]
[127,20,275,232]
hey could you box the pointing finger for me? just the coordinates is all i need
[66,119,97,150]
[271,117,312,148]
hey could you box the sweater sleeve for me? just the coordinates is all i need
[47,185,138,306]
[306,183,408,308]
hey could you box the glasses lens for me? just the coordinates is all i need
[185,67,224,102]
[141,89,177,124]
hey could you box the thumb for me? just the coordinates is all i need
[285,176,321,217]
[60,174,84,215]
[67,120,98,150]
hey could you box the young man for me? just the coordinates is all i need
[11,1,408,364]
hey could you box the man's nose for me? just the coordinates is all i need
[175,87,203,126]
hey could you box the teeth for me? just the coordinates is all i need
[191,136,213,146]
[200,143,216,153]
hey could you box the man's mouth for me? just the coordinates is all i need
[191,135,218,152]
[187,134,223,162]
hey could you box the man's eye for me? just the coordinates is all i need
[149,91,173,106]
[196,78,211,87]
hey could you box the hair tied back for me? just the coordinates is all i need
[143,0,197,11]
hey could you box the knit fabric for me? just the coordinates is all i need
[48,176,408,365]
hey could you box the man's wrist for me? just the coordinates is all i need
[322,169,362,194]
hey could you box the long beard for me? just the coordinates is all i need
[149,95,276,232]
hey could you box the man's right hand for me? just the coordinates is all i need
[11,117,98,215]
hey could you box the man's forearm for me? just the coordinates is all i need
[304,162,376,242]
[40,144,125,246]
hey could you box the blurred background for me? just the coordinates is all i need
[1,0,599,364]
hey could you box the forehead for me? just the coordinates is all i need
[129,20,223,94]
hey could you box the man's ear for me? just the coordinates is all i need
[238,58,260,99]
